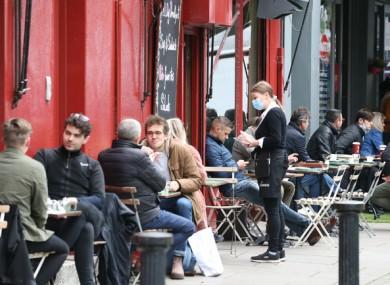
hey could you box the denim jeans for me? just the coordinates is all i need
[159,196,193,222]
[222,178,309,236]
[298,174,321,199]
[143,210,195,257]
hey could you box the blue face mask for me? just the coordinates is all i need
[252,98,264,111]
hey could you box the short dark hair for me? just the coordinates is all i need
[64,113,91,137]
[211,116,233,131]
[290,107,310,124]
[145,115,169,135]
[354,108,374,123]
[325,109,342,123]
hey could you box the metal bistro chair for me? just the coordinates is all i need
[294,165,348,248]
[351,162,386,237]
[204,166,252,254]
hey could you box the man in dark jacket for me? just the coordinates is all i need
[98,118,195,280]
[35,113,104,285]
[307,109,343,161]
[286,108,333,202]
[336,109,374,154]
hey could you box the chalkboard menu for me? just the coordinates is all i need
[155,0,182,119]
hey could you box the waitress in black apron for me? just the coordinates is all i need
[240,81,288,263]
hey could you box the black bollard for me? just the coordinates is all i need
[133,231,173,285]
[334,201,364,285]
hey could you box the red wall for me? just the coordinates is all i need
[0,0,146,158]
[1,0,60,157]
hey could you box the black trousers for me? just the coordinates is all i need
[26,235,69,285]
[47,215,95,285]
[263,197,285,252]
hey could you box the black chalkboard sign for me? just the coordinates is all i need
[155,0,182,119]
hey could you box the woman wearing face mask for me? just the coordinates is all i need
[239,81,288,263]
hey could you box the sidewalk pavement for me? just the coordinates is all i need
[166,223,390,285]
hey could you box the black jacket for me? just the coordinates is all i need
[307,121,339,161]
[286,122,311,161]
[34,147,105,209]
[0,205,35,285]
[336,124,365,154]
[255,107,286,151]
[98,139,166,224]
[98,193,136,285]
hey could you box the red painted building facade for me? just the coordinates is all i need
[0,0,282,158]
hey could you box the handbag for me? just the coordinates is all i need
[188,227,224,277]
[255,151,270,178]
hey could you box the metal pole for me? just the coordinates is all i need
[133,232,173,285]
[334,201,364,285]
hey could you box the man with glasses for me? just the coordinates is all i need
[143,115,200,279]
[35,113,105,285]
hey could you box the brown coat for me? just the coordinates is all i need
[166,140,203,226]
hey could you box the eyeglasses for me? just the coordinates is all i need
[70,113,90,122]
[146,131,164,136]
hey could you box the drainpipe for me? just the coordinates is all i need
[235,0,244,133]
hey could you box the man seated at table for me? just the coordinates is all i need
[98,118,195,280]
[0,118,69,285]
[35,113,104,285]
[336,109,374,154]
[307,109,343,161]
[286,107,333,201]
[206,116,322,245]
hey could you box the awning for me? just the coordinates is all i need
[257,0,309,19]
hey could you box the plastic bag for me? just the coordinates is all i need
[188,227,223,277]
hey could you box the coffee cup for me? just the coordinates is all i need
[352,142,360,154]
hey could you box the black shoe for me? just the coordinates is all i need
[250,251,280,263]
[279,249,286,262]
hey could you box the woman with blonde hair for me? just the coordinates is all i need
[167,118,208,230]
[239,80,288,262]
[361,112,385,156]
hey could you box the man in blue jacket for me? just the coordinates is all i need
[206,116,321,245]
[35,113,104,285]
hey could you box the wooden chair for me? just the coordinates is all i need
[0,204,53,280]
[105,185,142,232]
